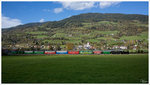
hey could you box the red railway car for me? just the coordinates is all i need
[93,51,102,54]
[68,51,79,54]
[45,51,56,54]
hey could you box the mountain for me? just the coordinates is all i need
[2,13,148,51]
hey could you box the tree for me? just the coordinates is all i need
[49,45,54,51]
[66,43,74,50]
[55,45,61,51]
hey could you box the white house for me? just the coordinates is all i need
[112,45,119,49]
[84,42,91,49]
[78,45,83,50]
[120,46,127,50]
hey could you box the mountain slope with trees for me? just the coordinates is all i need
[2,13,148,51]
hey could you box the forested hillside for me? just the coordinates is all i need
[2,13,148,51]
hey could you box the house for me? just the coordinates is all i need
[112,45,127,50]
[84,42,91,49]
[133,45,138,50]
[120,46,127,50]
[112,45,120,49]
[77,45,83,50]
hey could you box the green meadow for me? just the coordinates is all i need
[2,54,148,83]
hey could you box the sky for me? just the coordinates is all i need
[2,1,149,28]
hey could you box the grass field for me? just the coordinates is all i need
[2,54,148,83]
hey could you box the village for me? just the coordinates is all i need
[3,41,146,53]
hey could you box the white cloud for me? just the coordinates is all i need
[54,8,63,13]
[2,16,22,28]
[53,1,121,13]
[100,1,121,9]
[61,2,95,10]
[39,18,44,23]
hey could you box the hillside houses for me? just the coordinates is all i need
[112,45,127,50]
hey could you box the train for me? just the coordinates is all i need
[3,50,130,55]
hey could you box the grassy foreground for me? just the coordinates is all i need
[2,54,148,83]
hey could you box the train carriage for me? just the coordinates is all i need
[111,51,121,54]
[45,51,56,54]
[24,51,34,54]
[79,51,93,54]
[68,51,79,54]
[17,51,24,54]
[11,50,18,54]
[102,51,111,54]
[2,49,11,55]
[122,50,129,54]
[111,50,129,54]
[56,51,68,54]
[34,51,44,54]
[93,51,102,54]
